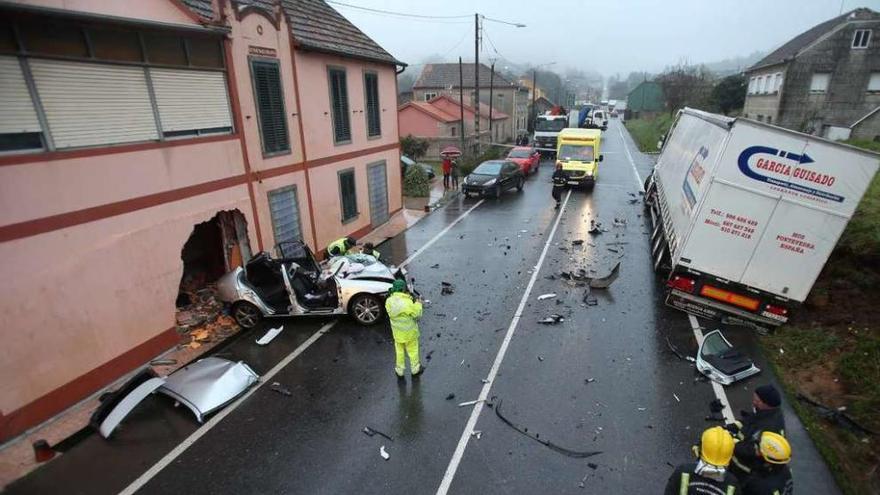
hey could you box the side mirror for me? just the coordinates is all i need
[599,155,604,162]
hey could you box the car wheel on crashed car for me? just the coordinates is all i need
[233,301,261,329]
[349,293,384,325]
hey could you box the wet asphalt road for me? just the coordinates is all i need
[6,120,839,494]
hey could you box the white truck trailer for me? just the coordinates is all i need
[645,108,879,328]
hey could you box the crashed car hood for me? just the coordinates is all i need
[344,260,396,280]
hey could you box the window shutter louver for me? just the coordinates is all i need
[330,69,351,143]
[365,72,381,137]
[251,60,290,154]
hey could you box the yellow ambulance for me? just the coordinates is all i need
[556,128,603,188]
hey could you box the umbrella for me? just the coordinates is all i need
[440,146,462,158]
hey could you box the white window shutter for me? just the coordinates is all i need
[29,59,158,148]
[150,69,232,133]
[0,56,42,134]
[868,73,880,91]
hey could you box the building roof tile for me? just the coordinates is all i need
[414,63,517,89]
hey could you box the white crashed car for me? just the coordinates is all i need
[217,241,408,327]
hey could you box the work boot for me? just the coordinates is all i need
[412,365,425,377]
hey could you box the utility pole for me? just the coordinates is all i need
[531,69,537,133]
[489,61,494,144]
[459,57,465,152]
[474,13,481,153]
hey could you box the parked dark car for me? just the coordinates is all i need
[462,160,525,198]
[400,155,435,180]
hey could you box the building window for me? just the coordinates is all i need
[424,92,438,101]
[364,71,381,138]
[748,77,756,94]
[757,115,764,122]
[853,29,872,49]
[767,116,772,124]
[338,168,358,222]
[151,69,233,138]
[451,126,457,137]
[268,186,303,244]
[810,73,830,93]
[329,67,351,144]
[775,73,783,92]
[250,58,290,155]
[868,73,880,92]
[0,56,45,153]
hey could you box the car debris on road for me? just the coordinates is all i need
[494,399,602,459]
[256,325,284,346]
[363,426,394,442]
[537,293,557,300]
[380,445,390,460]
[538,314,564,324]
[270,382,292,397]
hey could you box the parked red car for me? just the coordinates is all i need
[506,146,541,175]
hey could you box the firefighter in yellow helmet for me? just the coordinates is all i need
[385,279,423,378]
[741,432,793,495]
[664,426,741,495]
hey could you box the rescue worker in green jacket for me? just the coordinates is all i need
[385,279,423,378]
[664,426,740,495]
[326,236,357,258]
[362,242,381,260]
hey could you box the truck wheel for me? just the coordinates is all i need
[350,293,384,325]
[232,302,262,329]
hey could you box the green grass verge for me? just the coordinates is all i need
[837,140,880,254]
[624,114,674,152]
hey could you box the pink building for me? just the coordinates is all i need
[0,0,403,441]
[399,95,508,156]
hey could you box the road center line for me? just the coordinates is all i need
[400,199,484,268]
[617,124,646,193]
[119,321,336,495]
[687,315,735,423]
[436,189,573,495]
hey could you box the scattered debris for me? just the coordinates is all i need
[430,263,440,269]
[150,358,178,366]
[705,399,726,422]
[587,462,598,470]
[363,426,394,442]
[471,430,482,440]
[32,440,55,463]
[588,262,620,289]
[537,355,544,362]
[607,247,620,254]
[628,198,640,204]
[270,382,292,397]
[458,399,485,407]
[446,393,456,401]
[539,314,564,325]
[637,407,647,411]
[695,330,761,385]
[572,240,584,246]
[494,399,602,458]
[665,336,696,363]
[380,445,390,460]
[441,282,455,295]
[90,369,166,439]
[256,326,284,346]
[538,293,557,301]
[673,393,681,403]
[797,394,876,437]
[585,378,596,384]
[158,357,259,423]
[613,217,627,227]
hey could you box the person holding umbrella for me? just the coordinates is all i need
[440,146,462,192]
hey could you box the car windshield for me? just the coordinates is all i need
[559,144,595,162]
[535,119,566,131]
[508,149,531,158]
[472,162,503,175]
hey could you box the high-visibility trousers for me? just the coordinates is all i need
[394,337,420,376]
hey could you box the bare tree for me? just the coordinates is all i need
[656,62,715,114]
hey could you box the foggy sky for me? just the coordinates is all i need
[331,0,880,77]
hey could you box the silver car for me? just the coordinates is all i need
[216,241,407,328]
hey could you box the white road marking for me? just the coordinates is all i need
[617,124,646,192]
[400,199,484,268]
[688,315,735,423]
[436,189,573,495]
[119,321,336,495]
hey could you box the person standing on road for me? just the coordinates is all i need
[664,426,740,495]
[385,279,424,379]
[741,432,794,495]
[442,157,453,189]
[451,159,460,190]
[728,384,786,478]
[551,163,567,209]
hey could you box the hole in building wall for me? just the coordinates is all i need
[175,210,252,345]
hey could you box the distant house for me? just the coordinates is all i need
[533,96,555,116]
[399,95,508,156]
[743,8,880,140]
[412,63,528,141]
[626,81,665,119]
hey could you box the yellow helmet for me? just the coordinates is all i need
[759,431,792,464]
[700,426,735,467]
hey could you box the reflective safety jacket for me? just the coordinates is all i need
[327,237,351,257]
[664,463,739,495]
[385,292,422,342]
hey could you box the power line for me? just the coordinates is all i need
[441,29,472,59]
[326,1,471,20]
[482,15,526,28]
